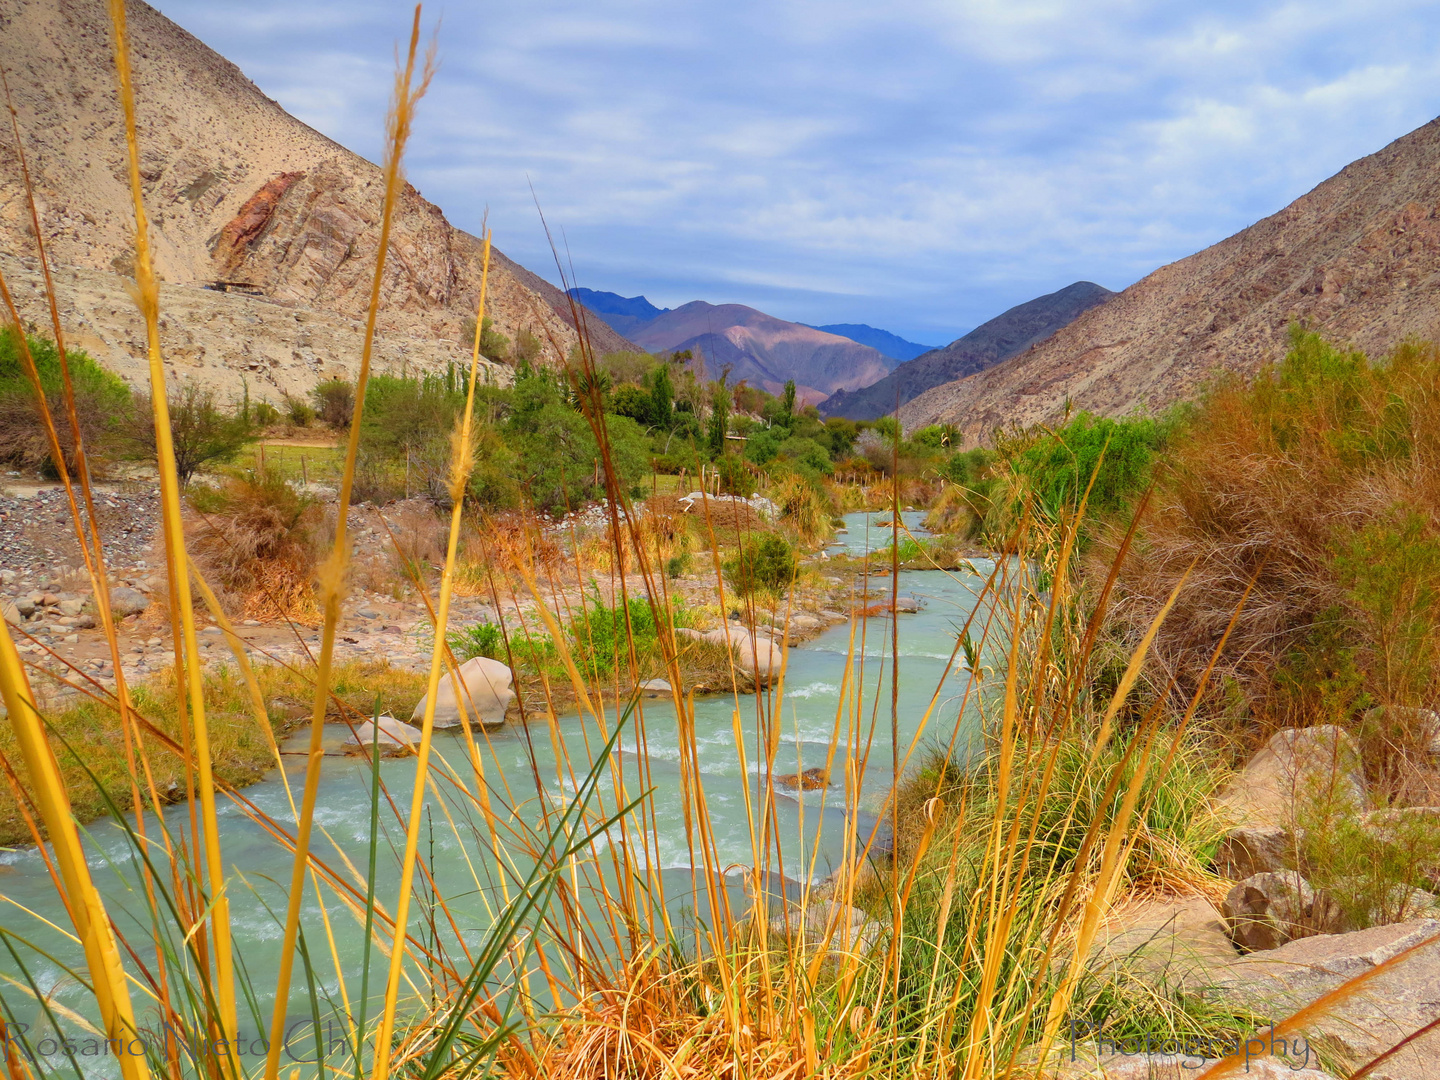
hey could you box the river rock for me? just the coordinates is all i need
[13,597,34,617]
[1222,871,1341,952]
[1211,918,1440,1080]
[342,714,422,756]
[1087,896,1239,988]
[676,625,784,681]
[1215,824,1294,881]
[637,678,672,698]
[768,899,882,960]
[1217,726,1368,831]
[110,586,150,618]
[776,767,830,791]
[891,595,921,613]
[57,599,84,617]
[411,655,514,728]
[2,603,20,627]
[732,632,782,679]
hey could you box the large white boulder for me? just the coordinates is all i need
[675,624,784,682]
[411,655,514,728]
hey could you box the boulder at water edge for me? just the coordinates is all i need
[410,655,514,728]
[1211,918,1440,1080]
[342,714,423,756]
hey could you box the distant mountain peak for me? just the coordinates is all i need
[567,291,900,398]
[803,323,941,363]
[820,281,1113,421]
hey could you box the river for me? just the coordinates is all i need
[0,511,1004,1075]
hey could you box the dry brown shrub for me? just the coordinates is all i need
[452,510,563,592]
[188,469,322,623]
[1099,333,1440,759]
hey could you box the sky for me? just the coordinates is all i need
[155,0,1440,346]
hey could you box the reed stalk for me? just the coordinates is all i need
[106,0,240,1069]
[371,231,493,1080]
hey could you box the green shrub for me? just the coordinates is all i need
[568,591,688,678]
[310,378,356,428]
[0,327,132,472]
[723,533,798,596]
[448,621,503,661]
[1009,411,1175,524]
[130,384,258,485]
[716,454,755,497]
[283,394,316,427]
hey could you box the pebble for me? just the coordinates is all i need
[0,488,159,575]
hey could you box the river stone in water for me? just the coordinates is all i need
[411,655,514,728]
[343,714,422,756]
[637,678,672,698]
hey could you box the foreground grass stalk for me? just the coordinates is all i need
[106,0,238,1064]
[0,624,150,1080]
[371,232,492,1079]
[263,11,433,1080]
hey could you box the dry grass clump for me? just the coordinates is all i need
[1101,331,1440,775]
[771,472,837,547]
[451,510,564,593]
[188,466,322,623]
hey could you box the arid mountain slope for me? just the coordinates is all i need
[901,116,1440,440]
[821,282,1111,420]
[0,0,629,397]
[629,301,896,399]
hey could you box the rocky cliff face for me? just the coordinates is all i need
[0,0,630,397]
[899,116,1440,441]
[821,282,1111,421]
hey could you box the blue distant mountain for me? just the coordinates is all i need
[803,323,940,363]
[569,290,940,369]
[568,288,669,338]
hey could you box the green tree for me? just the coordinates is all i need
[610,383,653,425]
[131,385,258,486]
[707,378,731,457]
[781,379,796,420]
[310,378,356,428]
[648,362,674,430]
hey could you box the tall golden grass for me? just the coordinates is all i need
[0,8,1434,1080]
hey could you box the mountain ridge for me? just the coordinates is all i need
[568,290,904,398]
[899,116,1440,440]
[821,282,1113,421]
[802,323,939,362]
[0,0,633,399]
[629,301,899,400]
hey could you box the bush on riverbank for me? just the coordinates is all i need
[1100,331,1440,790]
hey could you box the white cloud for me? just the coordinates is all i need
[153,0,1440,341]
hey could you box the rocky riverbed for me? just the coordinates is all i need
[0,486,881,708]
